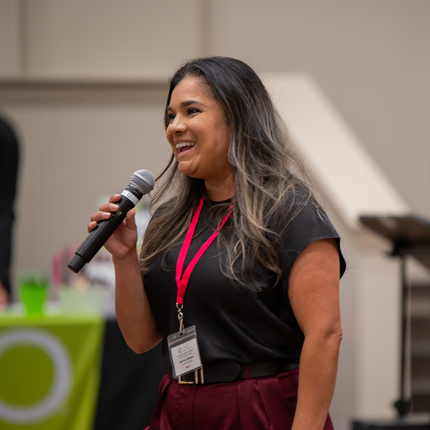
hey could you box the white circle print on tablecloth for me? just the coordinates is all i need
[0,328,72,423]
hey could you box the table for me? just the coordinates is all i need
[0,310,167,430]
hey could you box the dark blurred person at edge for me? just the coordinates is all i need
[0,115,20,306]
[89,57,346,430]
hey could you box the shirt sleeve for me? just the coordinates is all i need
[278,199,346,290]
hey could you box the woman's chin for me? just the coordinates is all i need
[178,162,196,178]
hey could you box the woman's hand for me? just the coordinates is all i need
[90,195,162,353]
[88,194,138,259]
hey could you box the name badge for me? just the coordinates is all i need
[167,325,202,378]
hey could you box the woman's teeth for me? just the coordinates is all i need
[176,142,196,152]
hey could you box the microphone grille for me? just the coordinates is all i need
[130,169,155,194]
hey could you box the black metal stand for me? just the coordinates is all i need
[360,214,430,418]
[392,251,412,416]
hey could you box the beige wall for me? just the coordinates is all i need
[0,1,21,76]
[2,87,169,275]
[2,0,429,213]
[208,0,430,216]
[2,0,204,78]
[1,1,430,429]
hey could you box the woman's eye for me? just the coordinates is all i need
[167,113,175,123]
[187,108,200,115]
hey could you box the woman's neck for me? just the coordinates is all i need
[204,174,234,201]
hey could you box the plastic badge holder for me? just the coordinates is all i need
[167,325,203,381]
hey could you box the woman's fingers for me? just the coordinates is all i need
[87,210,112,232]
[109,194,122,203]
[87,220,97,233]
[125,209,136,229]
[90,210,111,223]
[98,202,119,213]
[88,206,115,233]
[87,194,125,234]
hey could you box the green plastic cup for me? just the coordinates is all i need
[19,272,48,316]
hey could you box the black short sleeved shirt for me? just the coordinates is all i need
[144,194,346,368]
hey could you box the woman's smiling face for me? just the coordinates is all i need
[166,75,233,184]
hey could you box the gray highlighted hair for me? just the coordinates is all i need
[140,56,314,289]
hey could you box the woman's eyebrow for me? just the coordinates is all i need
[166,100,205,111]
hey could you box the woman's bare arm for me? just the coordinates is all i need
[288,238,342,430]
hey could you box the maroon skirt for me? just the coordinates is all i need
[144,369,334,430]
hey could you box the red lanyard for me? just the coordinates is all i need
[175,196,232,305]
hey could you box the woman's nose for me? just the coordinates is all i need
[169,116,187,133]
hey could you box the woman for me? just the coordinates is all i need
[89,56,346,430]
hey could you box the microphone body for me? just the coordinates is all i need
[68,170,154,273]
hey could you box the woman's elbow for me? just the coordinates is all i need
[332,329,343,346]
[126,335,162,355]
[307,325,343,349]
[326,326,343,350]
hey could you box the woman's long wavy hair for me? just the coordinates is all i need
[140,56,314,289]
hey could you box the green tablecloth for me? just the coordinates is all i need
[0,311,104,430]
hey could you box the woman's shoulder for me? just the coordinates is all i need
[277,184,346,279]
[277,182,335,236]
[278,182,318,214]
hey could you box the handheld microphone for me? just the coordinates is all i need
[68,169,155,273]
